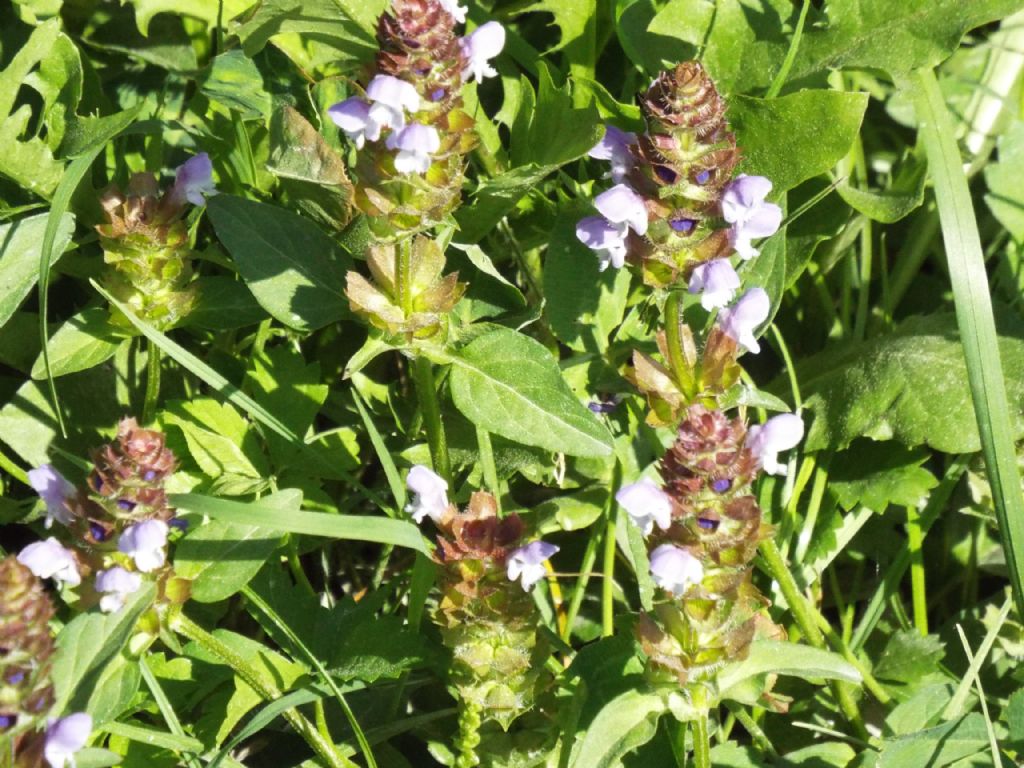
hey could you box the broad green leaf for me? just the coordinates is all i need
[122,0,256,35]
[73,749,122,768]
[31,306,126,379]
[985,119,1024,240]
[838,156,927,224]
[510,63,601,169]
[525,0,596,90]
[174,491,296,602]
[799,313,1024,453]
[874,631,945,684]
[544,209,632,353]
[101,722,204,754]
[717,640,861,704]
[186,276,269,331]
[567,689,664,768]
[267,106,355,231]
[454,164,552,244]
[885,683,955,736]
[51,584,156,710]
[830,440,938,512]
[207,195,351,332]
[170,492,431,554]
[446,327,614,458]
[83,9,198,71]
[77,653,140,726]
[0,212,75,329]
[536,489,606,534]
[877,713,989,768]
[200,49,272,119]
[730,90,868,194]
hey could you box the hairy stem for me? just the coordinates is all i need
[412,355,452,484]
[143,340,161,423]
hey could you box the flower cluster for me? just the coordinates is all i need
[578,62,782,303]
[328,0,504,235]
[405,466,557,729]
[617,405,802,684]
[97,153,216,330]
[0,556,92,768]
[18,418,184,616]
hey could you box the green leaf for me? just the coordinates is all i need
[877,713,989,768]
[544,208,632,353]
[874,631,945,684]
[985,119,1024,240]
[799,313,1024,453]
[717,640,861,704]
[567,689,665,768]
[31,306,126,379]
[830,440,939,512]
[446,327,614,458]
[174,491,296,602]
[51,583,156,710]
[510,63,601,169]
[524,0,596,88]
[0,211,75,329]
[101,722,205,755]
[121,0,257,35]
[454,164,552,244]
[730,90,868,194]
[77,653,140,726]
[838,156,928,224]
[186,276,269,331]
[200,50,272,119]
[206,195,352,332]
[170,492,431,554]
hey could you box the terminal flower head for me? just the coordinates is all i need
[406,465,450,524]
[27,465,75,528]
[386,123,441,174]
[506,540,559,590]
[330,75,421,147]
[747,413,804,476]
[616,478,673,536]
[460,21,505,83]
[17,538,80,587]
[44,713,92,768]
[95,567,143,613]
[721,174,782,260]
[118,519,169,573]
[688,259,740,310]
[718,287,770,354]
[649,544,704,595]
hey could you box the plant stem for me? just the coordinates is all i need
[172,613,350,768]
[906,504,928,636]
[602,461,623,637]
[663,291,691,390]
[412,355,451,484]
[691,713,711,768]
[476,425,501,512]
[143,340,161,423]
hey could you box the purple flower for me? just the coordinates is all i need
[649,544,704,595]
[588,125,637,184]
[718,287,770,354]
[576,215,629,271]
[328,98,373,148]
[168,153,217,207]
[616,478,672,536]
[747,413,804,476]
[576,184,648,271]
[440,0,468,22]
[688,259,740,311]
[28,464,75,529]
[460,22,505,83]
[118,520,168,573]
[721,174,782,260]
[385,123,441,174]
[406,465,449,524]
[17,538,80,587]
[95,567,143,613]
[44,713,92,768]
[506,540,559,590]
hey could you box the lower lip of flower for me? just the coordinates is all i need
[655,166,678,183]
[711,478,732,492]
[697,517,719,531]
[670,218,696,234]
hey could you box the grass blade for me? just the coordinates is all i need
[913,68,1024,618]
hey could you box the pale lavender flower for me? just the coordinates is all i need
[595,184,648,236]
[576,215,629,271]
[328,98,373,148]
[588,125,637,183]
[688,259,741,311]
[28,464,75,528]
[507,540,559,590]
[718,287,770,354]
[386,123,441,174]
[168,153,217,207]
[440,0,468,23]
[747,413,804,476]
[95,567,143,613]
[406,465,449,524]
[118,520,168,573]
[44,713,92,768]
[721,174,782,260]
[365,74,421,137]
[649,544,704,595]
[616,478,672,536]
[17,538,80,587]
[460,21,505,83]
